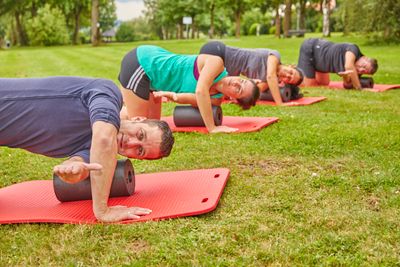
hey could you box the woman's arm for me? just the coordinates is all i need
[266,55,284,105]
[196,55,236,133]
[153,91,222,107]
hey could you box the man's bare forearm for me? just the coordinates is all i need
[89,121,118,218]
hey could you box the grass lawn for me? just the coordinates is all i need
[0,33,399,266]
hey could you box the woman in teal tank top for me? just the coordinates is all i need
[118,45,259,133]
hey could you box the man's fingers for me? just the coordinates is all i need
[97,206,152,222]
[130,207,152,215]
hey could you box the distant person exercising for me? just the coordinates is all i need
[297,38,378,89]
[0,76,174,223]
[118,45,260,133]
[199,41,304,105]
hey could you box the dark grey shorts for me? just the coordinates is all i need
[297,39,318,79]
[118,48,152,100]
[199,41,226,62]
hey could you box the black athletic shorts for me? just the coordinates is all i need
[297,38,318,78]
[118,48,152,100]
[199,41,226,62]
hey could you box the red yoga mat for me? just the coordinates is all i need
[328,81,400,92]
[162,116,279,133]
[256,96,326,106]
[222,97,327,106]
[0,168,229,224]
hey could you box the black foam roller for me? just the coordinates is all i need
[343,77,374,89]
[259,85,292,102]
[360,77,374,88]
[53,159,135,202]
[173,105,223,127]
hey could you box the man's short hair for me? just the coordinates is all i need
[368,58,378,75]
[143,119,174,158]
[236,79,260,110]
[294,66,305,86]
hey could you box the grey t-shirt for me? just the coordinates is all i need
[313,39,363,73]
[224,46,281,80]
[0,77,122,162]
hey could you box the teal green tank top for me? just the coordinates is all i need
[137,45,226,97]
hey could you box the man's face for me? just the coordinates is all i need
[220,77,254,99]
[278,66,301,84]
[117,119,162,160]
[355,57,373,75]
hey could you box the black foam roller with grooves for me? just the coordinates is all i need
[53,159,135,202]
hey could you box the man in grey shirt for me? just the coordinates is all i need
[297,38,378,88]
[0,76,174,223]
[200,41,304,105]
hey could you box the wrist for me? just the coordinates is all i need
[172,92,178,102]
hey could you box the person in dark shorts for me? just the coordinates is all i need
[0,76,174,223]
[199,41,304,105]
[118,45,260,134]
[297,38,378,88]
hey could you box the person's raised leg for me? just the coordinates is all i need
[315,72,330,86]
[302,77,320,87]
[121,88,150,118]
[147,92,162,119]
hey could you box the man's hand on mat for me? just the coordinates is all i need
[53,162,103,184]
[96,205,152,222]
[210,125,238,133]
[338,70,354,76]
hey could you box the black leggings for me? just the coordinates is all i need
[118,48,151,100]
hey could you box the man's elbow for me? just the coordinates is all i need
[93,133,116,152]
[266,74,275,81]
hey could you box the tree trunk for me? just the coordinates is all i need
[275,5,281,38]
[209,1,215,38]
[91,0,100,46]
[14,11,28,46]
[283,0,292,38]
[235,8,241,38]
[299,0,306,30]
[322,0,330,37]
[191,19,195,39]
[72,7,82,45]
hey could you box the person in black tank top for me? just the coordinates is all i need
[297,38,378,89]
[200,41,304,105]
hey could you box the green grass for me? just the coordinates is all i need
[0,33,399,266]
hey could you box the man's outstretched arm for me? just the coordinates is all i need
[89,121,151,222]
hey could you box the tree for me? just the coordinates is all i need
[298,0,306,30]
[322,0,331,37]
[99,0,117,33]
[91,0,100,46]
[220,0,263,38]
[0,1,30,45]
[283,0,291,37]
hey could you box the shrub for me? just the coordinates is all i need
[26,4,69,46]
[269,26,276,35]
[248,23,259,35]
[116,22,136,42]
